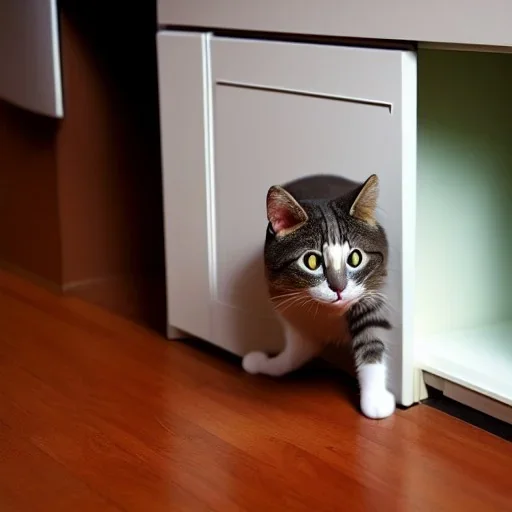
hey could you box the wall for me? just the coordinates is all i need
[0,100,62,287]
[0,2,166,332]
[57,3,165,288]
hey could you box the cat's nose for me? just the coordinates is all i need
[328,284,344,295]
[326,270,347,295]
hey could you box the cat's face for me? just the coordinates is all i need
[264,175,388,313]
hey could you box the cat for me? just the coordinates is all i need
[242,173,395,419]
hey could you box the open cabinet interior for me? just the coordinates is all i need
[415,49,512,406]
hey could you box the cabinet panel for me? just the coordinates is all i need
[213,38,407,106]
[157,32,212,340]
[0,0,63,117]
[210,38,417,405]
[158,0,512,48]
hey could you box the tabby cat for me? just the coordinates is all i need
[242,174,395,419]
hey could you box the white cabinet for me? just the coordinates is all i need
[157,6,512,425]
[0,0,63,117]
[157,31,417,405]
[158,0,512,48]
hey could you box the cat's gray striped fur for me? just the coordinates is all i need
[242,174,395,419]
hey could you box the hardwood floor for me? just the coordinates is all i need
[0,269,511,512]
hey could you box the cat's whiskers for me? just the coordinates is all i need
[273,294,309,314]
[270,291,303,302]
[271,293,304,307]
[274,292,320,315]
[296,297,317,314]
[275,300,305,315]
[270,295,303,311]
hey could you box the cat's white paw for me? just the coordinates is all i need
[242,351,269,375]
[360,389,396,419]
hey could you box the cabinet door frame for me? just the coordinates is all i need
[157,31,214,340]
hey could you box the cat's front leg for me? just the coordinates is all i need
[349,299,395,419]
[242,321,322,377]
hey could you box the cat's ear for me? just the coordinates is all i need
[349,174,379,226]
[267,185,308,236]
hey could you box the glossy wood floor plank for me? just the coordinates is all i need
[0,269,511,511]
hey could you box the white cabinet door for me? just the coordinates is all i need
[0,0,63,117]
[157,32,417,405]
[210,38,417,405]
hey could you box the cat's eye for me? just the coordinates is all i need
[303,252,322,271]
[347,249,362,268]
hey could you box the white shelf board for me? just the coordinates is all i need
[416,321,512,406]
